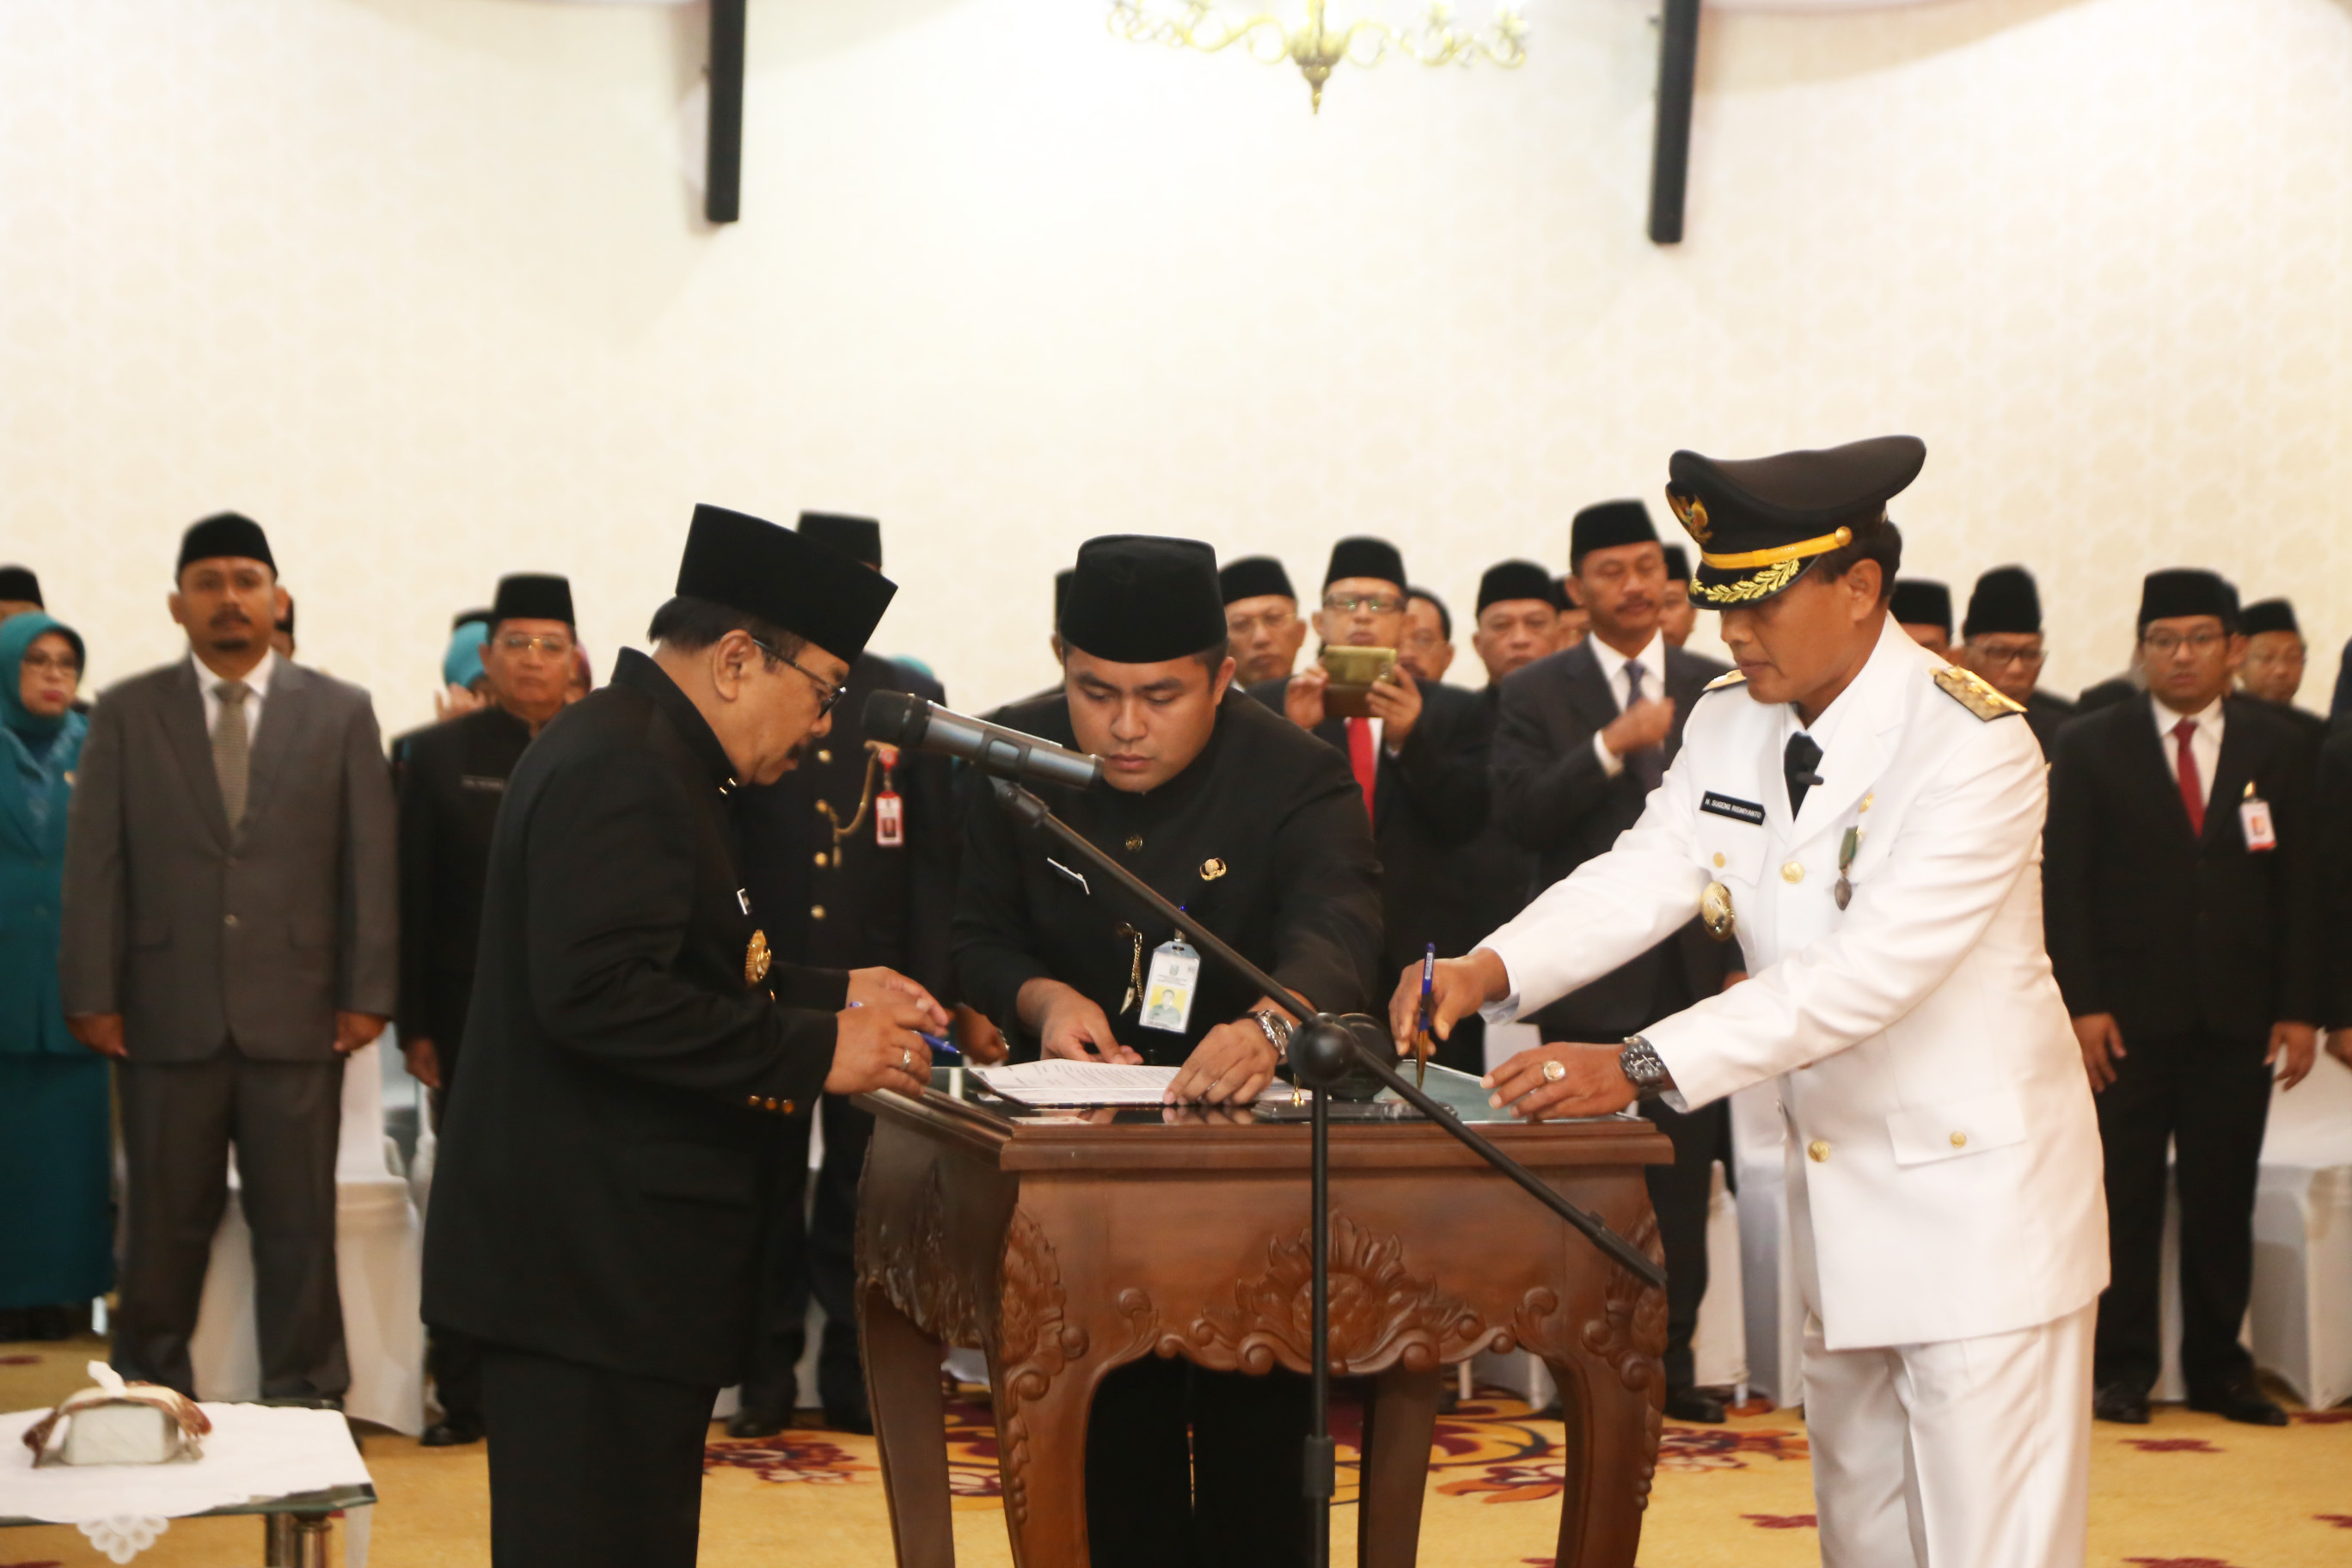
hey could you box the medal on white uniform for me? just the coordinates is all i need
[1700,880,1736,940]
[2239,782,2276,852]
[1139,933,1201,1033]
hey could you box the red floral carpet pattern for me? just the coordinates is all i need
[2126,1437,2223,1454]
[1743,1513,1818,1528]
[1435,1396,1806,1507]
[703,1431,877,1486]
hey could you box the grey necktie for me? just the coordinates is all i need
[1624,661,1664,791]
[213,679,252,828]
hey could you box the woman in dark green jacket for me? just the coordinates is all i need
[0,610,110,1341]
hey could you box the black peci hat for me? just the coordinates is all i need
[1478,560,1559,615]
[1962,566,2043,640]
[0,566,41,606]
[2240,597,2299,638]
[452,607,494,632]
[797,511,883,570]
[2137,568,2238,634]
[178,512,276,576]
[1060,536,1227,665]
[1569,501,1657,571]
[676,503,897,663]
[1052,567,1076,626]
[1667,436,1925,606]
[1660,544,1691,583]
[493,573,576,627]
[1323,537,1407,593]
[1890,579,1951,636]
[1219,555,1295,606]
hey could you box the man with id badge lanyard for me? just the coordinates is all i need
[954,535,1381,1568]
[2043,567,2320,1430]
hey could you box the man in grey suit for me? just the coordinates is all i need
[62,513,398,1401]
[1489,499,1734,1424]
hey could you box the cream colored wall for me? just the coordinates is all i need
[4,0,2349,733]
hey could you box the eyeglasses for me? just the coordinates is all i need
[20,652,80,677]
[750,637,848,716]
[1226,609,1297,636]
[1968,641,2045,668]
[1323,594,1402,616]
[495,634,574,658]
[2142,629,2227,657]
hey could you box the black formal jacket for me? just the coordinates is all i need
[1487,639,1733,1038]
[2316,728,2352,1030]
[2043,694,2321,1048]
[737,654,955,997]
[954,689,1381,1065]
[1241,674,1493,977]
[423,650,848,1387]
[2024,689,2079,756]
[392,703,535,1074]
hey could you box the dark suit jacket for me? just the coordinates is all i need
[59,655,397,1060]
[738,654,955,997]
[393,702,536,1074]
[2043,695,2321,1047]
[1487,640,1731,1038]
[955,689,1381,1064]
[2317,728,2352,1029]
[423,650,849,1387]
[2024,689,2079,755]
[1242,675,1491,977]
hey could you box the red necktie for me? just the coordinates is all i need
[2172,717,2204,836]
[1346,716,1378,824]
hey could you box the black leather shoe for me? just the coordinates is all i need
[724,1407,788,1440]
[0,1309,29,1344]
[419,1415,484,1448]
[26,1305,83,1341]
[823,1397,874,1436]
[2092,1381,2151,1424]
[1663,1387,1727,1424]
[2187,1381,2289,1427]
[1436,1382,1461,1416]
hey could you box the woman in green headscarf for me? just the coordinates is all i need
[0,610,112,1342]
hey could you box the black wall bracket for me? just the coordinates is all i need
[705,0,747,224]
[1647,0,1702,246]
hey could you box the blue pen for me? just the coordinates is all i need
[848,1001,957,1061]
[1415,942,1436,1087]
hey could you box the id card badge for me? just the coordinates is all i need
[2240,793,2277,852]
[1138,937,1200,1033]
[874,790,904,848]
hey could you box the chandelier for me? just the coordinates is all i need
[1107,1,1529,113]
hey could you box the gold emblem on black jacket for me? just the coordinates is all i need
[744,928,771,986]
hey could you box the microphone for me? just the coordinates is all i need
[861,691,1104,790]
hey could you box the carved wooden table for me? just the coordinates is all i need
[855,1070,1671,1568]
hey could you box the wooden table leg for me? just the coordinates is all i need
[1545,1359,1659,1568]
[1357,1363,1441,1568]
[862,1288,955,1568]
[988,1345,1124,1568]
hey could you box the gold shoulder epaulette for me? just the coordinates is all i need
[1934,665,2025,720]
[1703,670,1748,693]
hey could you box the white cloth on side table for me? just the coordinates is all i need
[0,1402,367,1562]
[189,1041,426,1435]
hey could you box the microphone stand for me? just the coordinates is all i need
[988,781,1665,1567]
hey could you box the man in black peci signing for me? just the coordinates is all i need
[954,534,1381,1567]
[423,505,949,1568]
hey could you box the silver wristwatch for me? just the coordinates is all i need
[1251,1010,1292,1064]
[1620,1034,1671,1096]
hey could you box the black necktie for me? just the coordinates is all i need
[1785,731,1824,817]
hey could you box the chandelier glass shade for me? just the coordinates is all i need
[1107,1,1529,113]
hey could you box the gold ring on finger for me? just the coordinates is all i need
[1542,1060,1567,1083]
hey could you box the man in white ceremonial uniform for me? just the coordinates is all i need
[1396,435,2107,1568]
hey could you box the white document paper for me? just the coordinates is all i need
[971,1059,1294,1107]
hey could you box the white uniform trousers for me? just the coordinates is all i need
[1802,1300,2094,1568]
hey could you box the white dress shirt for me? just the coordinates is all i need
[1587,630,1666,778]
[2150,694,2223,812]
[193,647,278,743]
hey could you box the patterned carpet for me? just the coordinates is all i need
[3,1338,2348,1565]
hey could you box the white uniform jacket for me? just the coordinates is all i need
[1481,621,2107,1351]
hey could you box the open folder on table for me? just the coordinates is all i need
[970,1059,1300,1108]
